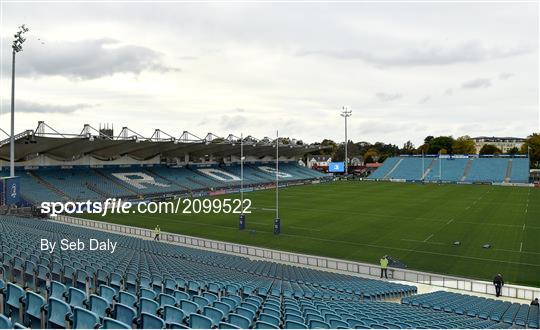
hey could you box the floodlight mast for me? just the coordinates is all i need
[10,24,29,177]
[340,107,352,175]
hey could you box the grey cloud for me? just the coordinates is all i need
[10,38,180,80]
[220,114,247,130]
[498,72,515,80]
[3,100,94,114]
[296,41,533,67]
[376,92,402,102]
[461,78,492,89]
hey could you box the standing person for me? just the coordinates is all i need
[380,255,389,279]
[531,298,539,306]
[153,225,161,241]
[493,274,504,297]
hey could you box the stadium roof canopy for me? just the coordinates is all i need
[0,122,325,162]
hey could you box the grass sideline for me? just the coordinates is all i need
[84,181,540,287]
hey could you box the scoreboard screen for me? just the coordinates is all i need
[328,162,345,173]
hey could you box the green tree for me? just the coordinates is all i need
[335,140,360,162]
[401,140,415,155]
[506,147,520,155]
[520,133,540,168]
[452,135,476,154]
[479,144,502,155]
[364,148,381,163]
[427,136,455,154]
[313,139,338,158]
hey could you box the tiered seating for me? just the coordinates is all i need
[367,158,400,179]
[424,158,468,182]
[8,163,325,205]
[219,165,269,185]
[386,158,424,181]
[147,167,205,191]
[510,158,530,183]
[465,158,509,183]
[369,156,530,184]
[1,216,534,329]
[279,163,327,180]
[12,171,67,204]
[99,168,184,196]
[402,291,539,328]
[35,169,104,201]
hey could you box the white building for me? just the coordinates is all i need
[307,155,332,169]
[472,136,525,154]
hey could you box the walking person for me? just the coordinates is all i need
[493,273,504,297]
[380,255,389,279]
[153,225,161,241]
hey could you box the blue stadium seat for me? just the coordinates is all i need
[140,312,165,329]
[23,290,46,328]
[219,321,241,329]
[189,313,213,329]
[162,304,185,327]
[66,287,87,309]
[0,314,12,329]
[72,307,100,329]
[203,306,225,326]
[228,313,251,328]
[117,291,137,307]
[5,283,24,324]
[46,297,72,328]
[112,303,136,327]
[102,317,131,329]
[255,320,280,329]
[285,320,308,329]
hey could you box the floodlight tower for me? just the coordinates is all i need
[340,107,352,175]
[10,24,29,177]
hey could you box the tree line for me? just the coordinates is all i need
[311,133,540,168]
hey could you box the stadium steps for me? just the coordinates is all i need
[187,168,233,188]
[92,169,139,197]
[421,158,437,180]
[85,182,109,199]
[461,158,473,182]
[145,168,190,192]
[246,165,273,181]
[504,159,512,183]
[27,171,71,200]
[383,158,404,179]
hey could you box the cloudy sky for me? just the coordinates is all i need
[0,1,538,147]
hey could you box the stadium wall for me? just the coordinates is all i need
[52,214,540,301]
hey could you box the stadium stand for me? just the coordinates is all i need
[369,156,530,184]
[402,291,539,328]
[0,163,325,205]
[1,215,536,329]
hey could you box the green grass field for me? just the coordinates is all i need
[85,181,540,287]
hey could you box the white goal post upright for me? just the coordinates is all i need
[240,132,244,209]
[274,130,281,234]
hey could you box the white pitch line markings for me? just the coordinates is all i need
[447,219,454,225]
[520,242,523,252]
[424,234,434,242]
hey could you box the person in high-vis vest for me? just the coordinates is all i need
[380,255,389,279]
[154,225,161,241]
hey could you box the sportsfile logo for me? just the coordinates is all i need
[41,197,252,216]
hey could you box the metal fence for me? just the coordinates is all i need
[53,215,540,301]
